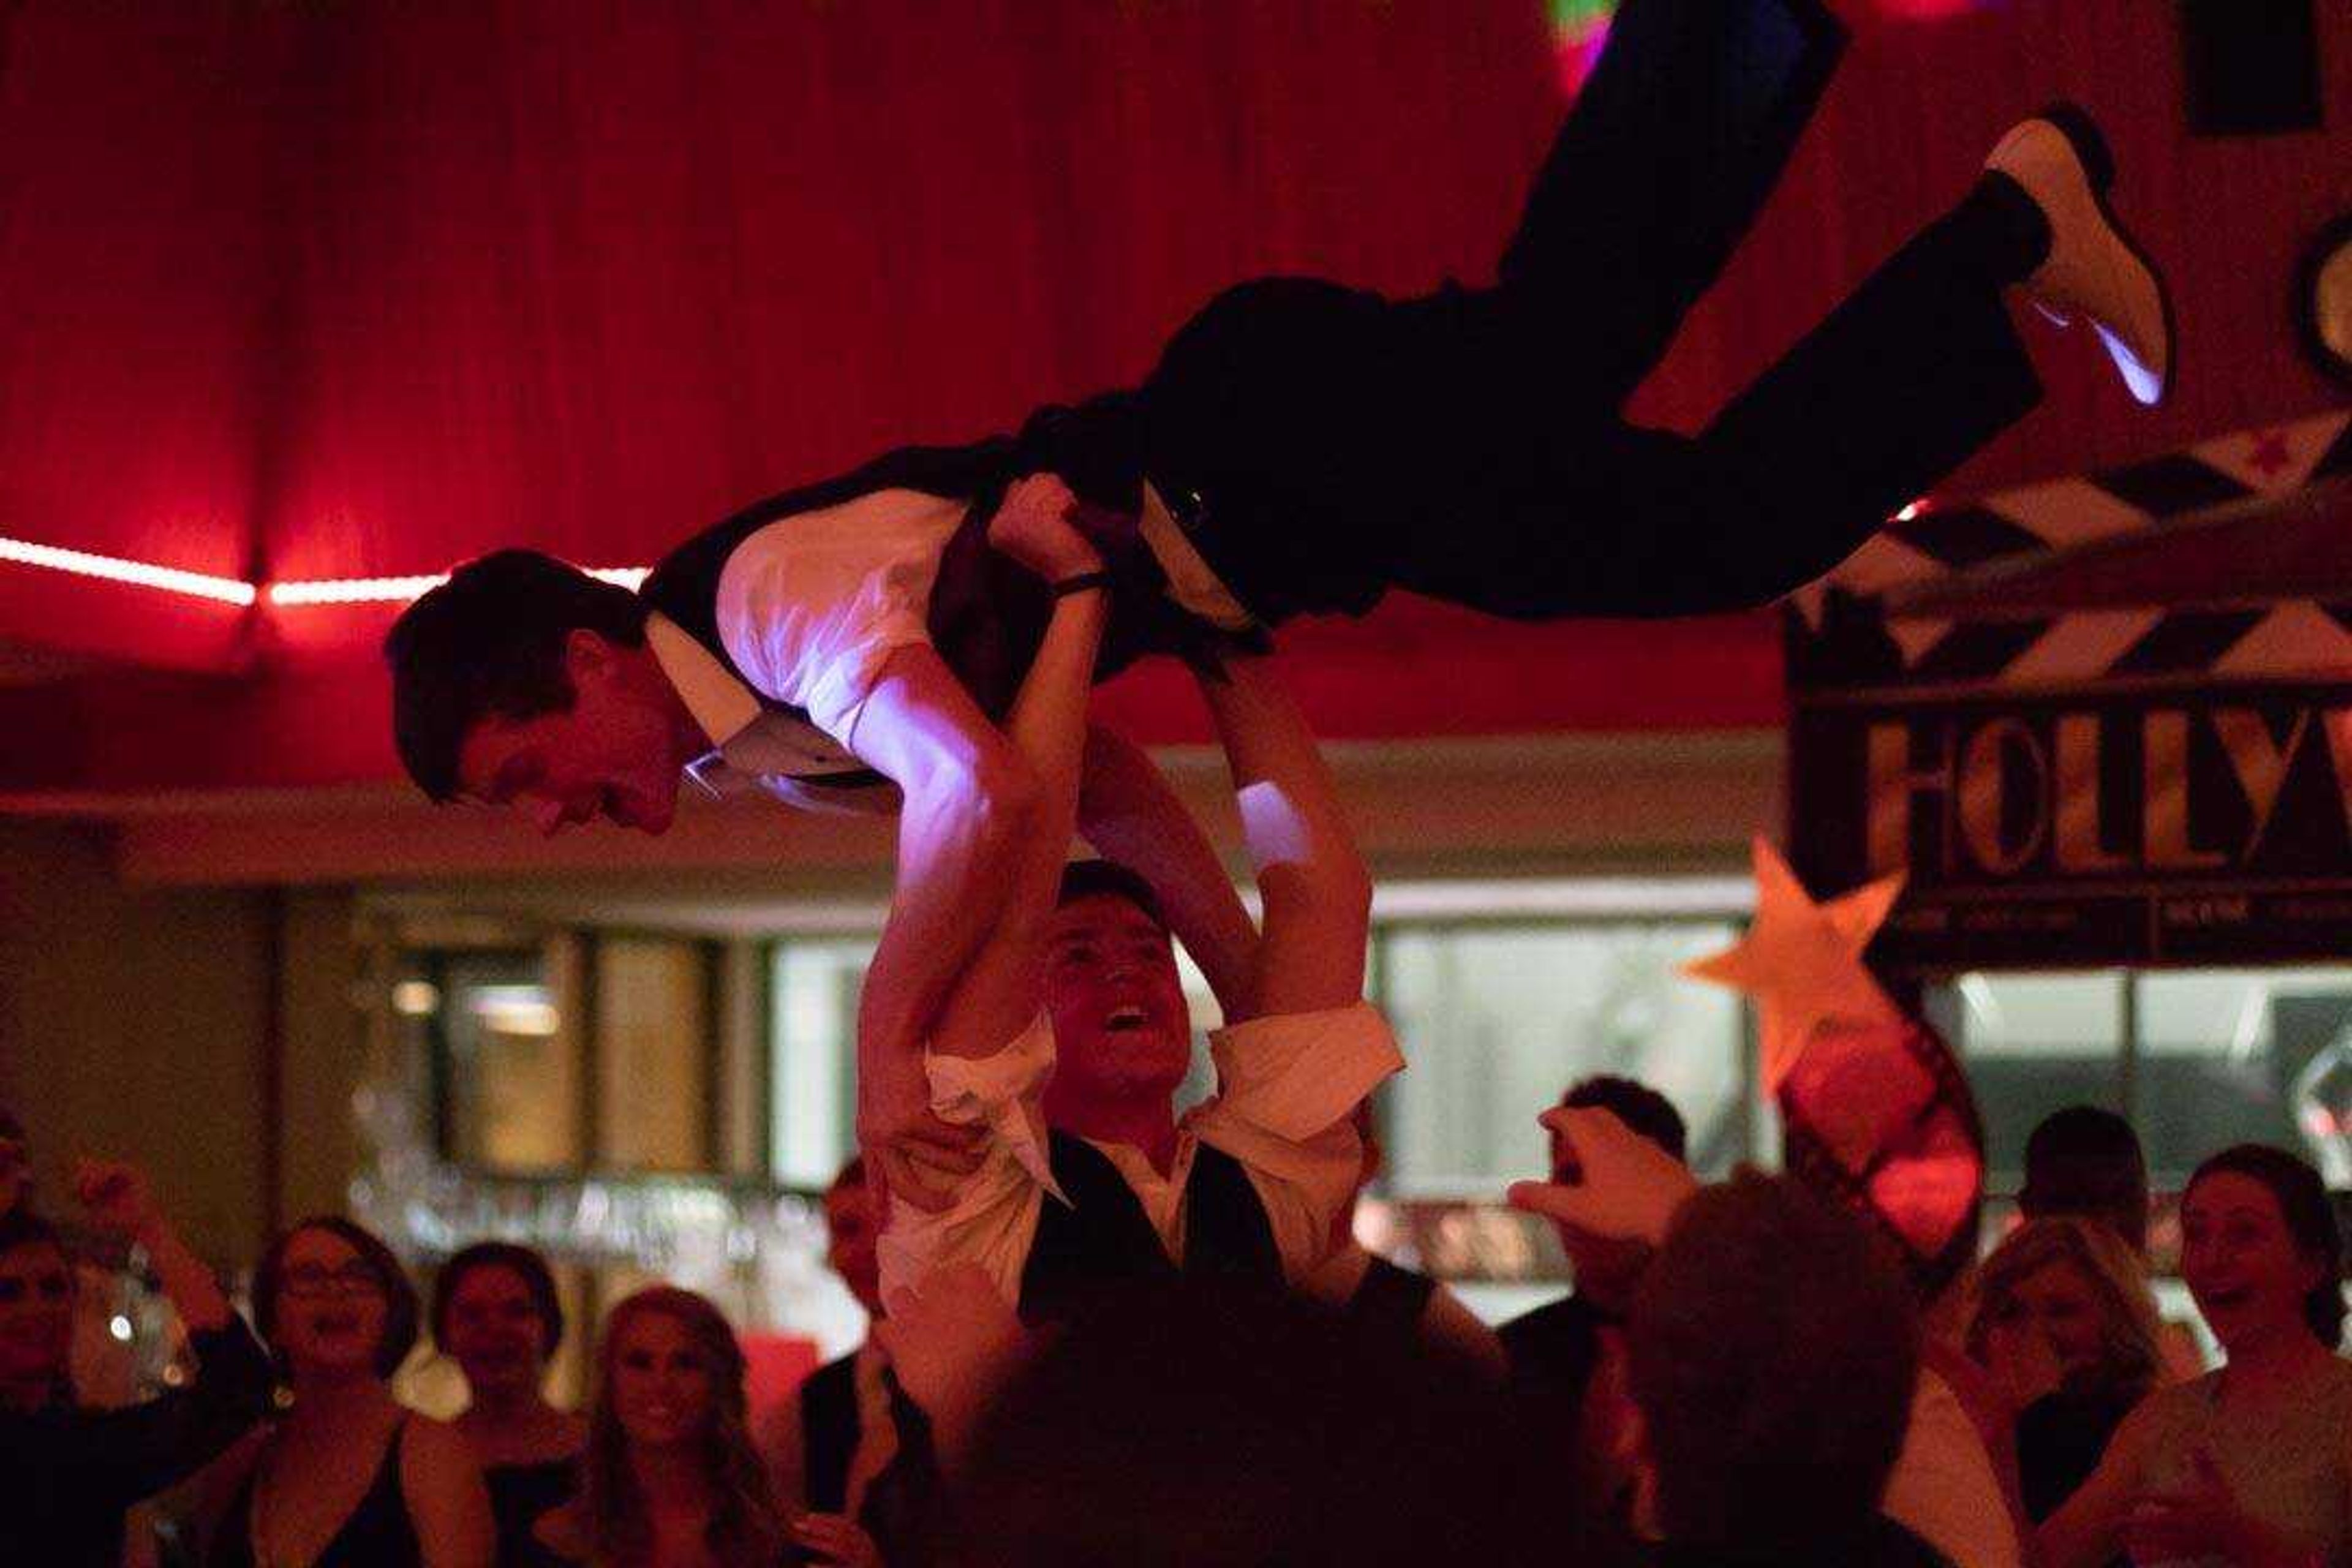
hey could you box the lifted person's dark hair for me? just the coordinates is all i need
[383,550,650,802]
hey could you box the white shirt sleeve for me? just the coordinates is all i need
[713,491,965,753]
[1882,1367,2024,1568]
[1185,1000,1406,1286]
[873,1016,1068,1310]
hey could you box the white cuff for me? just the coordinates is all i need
[925,1015,1066,1205]
[1207,1000,1404,1143]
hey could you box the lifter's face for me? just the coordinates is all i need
[456,632,685,837]
[1044,895,1193,1102]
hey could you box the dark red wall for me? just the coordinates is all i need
[1,1,2346,793]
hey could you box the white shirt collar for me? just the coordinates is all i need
[643,612,763,749]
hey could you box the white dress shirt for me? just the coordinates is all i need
[646,482,1253,809]
[877,1001,1405,1307]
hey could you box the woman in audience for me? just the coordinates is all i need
[1966,1218,2163,1521]
[434,1243,587,1563]
[2,1160,274,1567]
[532,1285,792,1567]
[2039,1144,2351,1568]
[209,1216,493,1567]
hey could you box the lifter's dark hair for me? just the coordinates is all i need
[384,550,650,802]
[1055,859,1168,929]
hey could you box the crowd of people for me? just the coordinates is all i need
[4,1057,2347,1566]
[9,0,2329,1557]
[4,515,2350,1562]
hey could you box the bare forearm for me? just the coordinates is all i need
[858,785,1031,1081]
[925,589,1108,1060]
[1193,654,1370,1017]
[1078,725,1260,1016]
[1003,592,1108,847]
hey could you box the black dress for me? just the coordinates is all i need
[210,1417,421,1568]
[482,1457,579,1567]
[2015,1384,2141,1523]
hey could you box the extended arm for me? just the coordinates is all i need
[859,475,1106,1241]
[0,1164,273,1509]
[924,493,1110,1061]
[850,647,1040,1209]
[1189,652,1371,1022]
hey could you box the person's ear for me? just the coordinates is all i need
[563,628,616,685]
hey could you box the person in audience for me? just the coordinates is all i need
[2019,1107,2152,1255]
[1514,1106,2021,1568]
[2038,1143,2351,1568]
[1502,1078,1688,1404]
[0,1105,153,1410]
[870,484,1399,1318]
[945,1275,1553,1568]
[1498,1075,1688,1522]
[1967,1217,2163,1522]
[1303,1100,1504,1378]
[1882,1232,2024,1568]
[1,1161,273,1567]
[209,1216,493,1567]
[2020,1104,2205,1382]
[1627,1171,1950,1567]
[434,1242,587,1563]
[532,1285,792,1568]
[1510,1115,1948,1566]
[763,1156,889,1568]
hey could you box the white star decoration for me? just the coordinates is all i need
[1683,838,1907,1093]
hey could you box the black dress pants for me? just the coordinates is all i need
[1136,0,2045,625]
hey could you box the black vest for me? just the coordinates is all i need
[797,1350,862,1517]
[1017,1129,1284,1323]
[636,408,1255,788]
[1347,1253,1440,1349]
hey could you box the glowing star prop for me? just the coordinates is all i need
[1687,840,1985,1280]
[1681,838,1905,1093]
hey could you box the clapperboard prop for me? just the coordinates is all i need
[1787,410,2352,971]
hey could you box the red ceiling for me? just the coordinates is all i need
[1,1,2346,797]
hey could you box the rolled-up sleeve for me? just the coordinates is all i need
[1186,1001,1406,1284]
[875,1016,1070,1310]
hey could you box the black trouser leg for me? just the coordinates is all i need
[1497,0,1848,412]
[1378,178,2049,619]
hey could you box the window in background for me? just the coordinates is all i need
[1374,919,1749,1195]
[2134,967,2352,1189]
[1935,971,2127,1193]
[770,938,873,1189]
[595,937,716,1172]
[418,951,581,1175]
[1928,965,2352,1195]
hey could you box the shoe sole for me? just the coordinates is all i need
[2037,100,2176,405]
